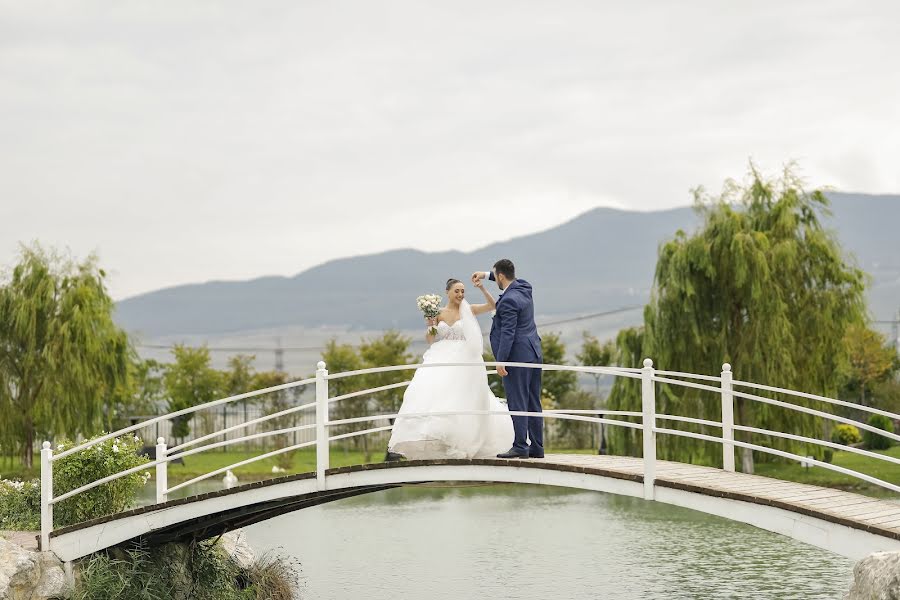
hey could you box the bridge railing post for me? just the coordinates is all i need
[641,358,656,500]
[721,363,735,472]
[40,441,53,551]
[316,361,329,490]
[156,437,168,504]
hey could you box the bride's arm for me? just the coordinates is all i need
[470,280,496,315]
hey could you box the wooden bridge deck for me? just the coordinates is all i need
[537,454,900,540]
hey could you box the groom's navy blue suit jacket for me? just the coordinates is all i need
[487,276,542,364]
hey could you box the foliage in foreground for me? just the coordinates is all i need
[0,433,149,530]
[74,540,300,600]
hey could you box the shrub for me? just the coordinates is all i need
[863,414,895,451]
[53,433,151,528]
[831,424,862,446]
[75,540,301,600]
[0,478,40,530]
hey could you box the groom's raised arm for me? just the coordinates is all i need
[495,297,518,363]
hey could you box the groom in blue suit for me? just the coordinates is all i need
[473,259,544,459]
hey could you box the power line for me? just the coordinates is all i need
[135,304,646,353]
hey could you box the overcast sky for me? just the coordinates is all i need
[2,1,899,300]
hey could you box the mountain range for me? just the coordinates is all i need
[115,193,900,339]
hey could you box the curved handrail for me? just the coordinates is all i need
[166,439,318,495]
[326,410,646,430]
[40,357,900,550]
[51,423,318,504]
[325,362,643,381]
[732,424,900,467]
[169,400,317,453]
[732,378,900,422]
[652,375,900,444]
[654,426,900,494]
[53,376,316,461]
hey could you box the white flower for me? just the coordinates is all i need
[56,444,64,451]
[112,444,119,453]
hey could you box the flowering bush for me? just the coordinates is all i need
[830,424,862,446]
[0,478,40,530]
[53,433,151,528]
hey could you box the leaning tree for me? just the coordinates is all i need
[0,245,131,468]
[607,165,867,472]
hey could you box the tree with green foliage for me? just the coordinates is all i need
[0,245,131,467]
[322,339,369,455]
[576,333,615,397]
[223,354,256,396]
[359,331,413,415]
[164,345,222,443]
[576,333,616,450]
[538,332,578,448]
[842,324,895,407]
[358,331,412,460]
[608,166,867,473]
[249,369,296,469]
[540,332,577,409]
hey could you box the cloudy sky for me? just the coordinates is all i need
[2,1,899,300]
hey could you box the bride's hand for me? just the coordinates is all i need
[425,317,438,327]
[473,278,483,289]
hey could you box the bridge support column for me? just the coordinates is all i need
[721,363,735,472]
[156,437,168,503]
[40,441,53,551]
[316,361,329,490]
[641,359,656,500]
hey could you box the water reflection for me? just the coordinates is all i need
[232,484,855,600]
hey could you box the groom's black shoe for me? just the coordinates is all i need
[527,451,545,459]
[385,451,405,462]
[497,448,529,459]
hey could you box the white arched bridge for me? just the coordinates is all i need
[38,360,900,563]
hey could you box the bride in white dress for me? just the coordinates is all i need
[388,278,514,459]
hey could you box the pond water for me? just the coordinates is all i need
[216,483,856,600]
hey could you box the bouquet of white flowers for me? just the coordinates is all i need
[417,293,443,336]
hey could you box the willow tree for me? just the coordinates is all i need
[0,245,131,467]
[608,166,867,472]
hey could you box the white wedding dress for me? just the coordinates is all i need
[388,300,513,459]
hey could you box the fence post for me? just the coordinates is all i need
[721,363,735,472]
[316,361,329,490]
[40,441,53,551]
[641,358,656,500]
[156,437,168,504]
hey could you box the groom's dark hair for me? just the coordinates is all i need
[493,259,516,280]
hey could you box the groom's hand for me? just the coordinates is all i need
[497,365,508,377]
[471,271,486,284]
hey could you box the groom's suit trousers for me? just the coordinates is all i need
[503,366,543,454]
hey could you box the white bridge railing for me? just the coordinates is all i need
[39,359,900,550]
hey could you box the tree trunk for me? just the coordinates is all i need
[735,398,754,474]
[22,416,34,469]
[741,448,754,474]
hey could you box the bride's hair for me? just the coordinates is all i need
[446,278,461,291]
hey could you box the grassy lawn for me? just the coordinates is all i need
[753,446,900,498]
[166,447,382,482]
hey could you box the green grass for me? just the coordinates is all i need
[752,445,900,498]
[166,446,382,482]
